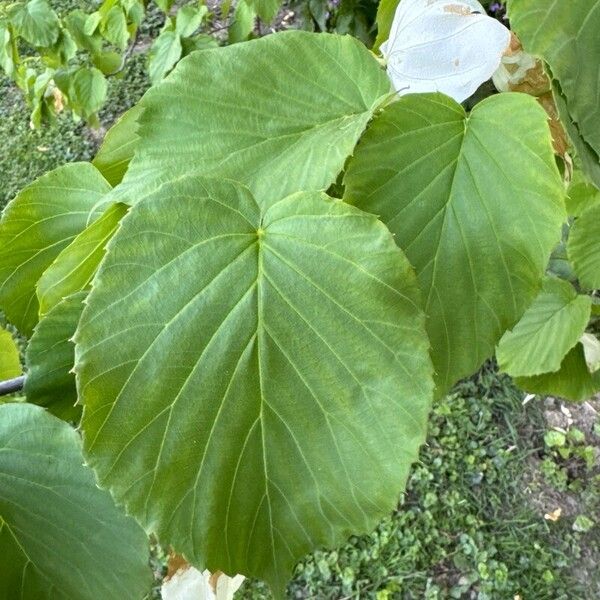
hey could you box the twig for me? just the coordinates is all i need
[0,375,25,396]
[106,29,140,78]
[209,21,232,34]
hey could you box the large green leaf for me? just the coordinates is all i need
[0,163,111,335]
[75,177,433,593]
[515,342,600,402]
[92,105,143,186]
[8,0,59,47]
[24,292,85,421]
[496,277,591,377]
[109,31,391,207]
[37,203,128,316]
[568,204,600,291]
[0,328,21,380]
[0,402,151,599]
[509,0,600,187]
[344,93,565,393]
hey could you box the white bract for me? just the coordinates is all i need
[161,567,245,600]
[381,0,511,102]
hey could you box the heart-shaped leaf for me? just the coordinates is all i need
[75,177,433,593]
[344,92,565,393]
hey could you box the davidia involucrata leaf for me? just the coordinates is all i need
[0,402,151,599]
[75,176,433,593]
[344,92,565,394]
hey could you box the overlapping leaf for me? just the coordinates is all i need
[515,342,600,402]
[568,204,600,290]
[344,92,565,393]
[0,402,151,599]
[108,31,391,207]
[496,277,591,377]
[0,163,110,335]
[509,0,600,187]
[92,105,143,186]
[24,292,86,421]
[75,176,433,593]
[37,203,128,316]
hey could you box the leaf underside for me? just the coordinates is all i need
[107,30,391,209]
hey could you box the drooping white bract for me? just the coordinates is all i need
[381,0,511,103]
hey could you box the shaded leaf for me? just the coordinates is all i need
[509,0,600,187]
[65,9,103,54]
[0,163,111,335]
[515,342,600,402]
[568,204,600,290]
[246,0,281,23]
[181,33,218,57]
[228,0,256,43]
[93,104,143,186]
[92,50,123,75]
[24,292,85,421]
[0,402,152,599]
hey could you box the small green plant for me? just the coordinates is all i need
[542,426,597,492]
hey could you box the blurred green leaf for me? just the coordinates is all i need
[8,0,60,47]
